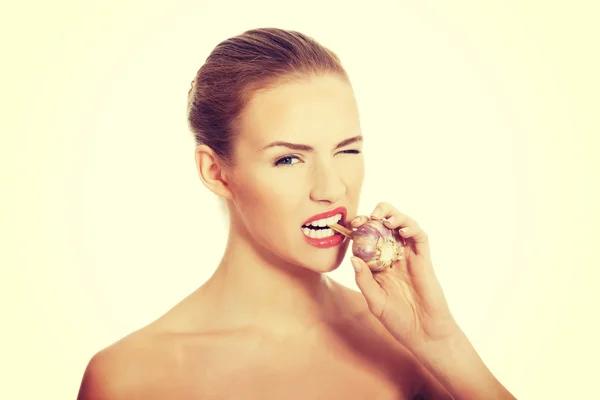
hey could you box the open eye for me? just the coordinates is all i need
[274,155,301,167]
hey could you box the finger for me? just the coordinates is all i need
[382,214,415,232]
[399,225,429,246]
[370,201,392,220]
[350,257,386,316]
[401,227,431,260]
[370,202,433,263]
[370,202,416,230]
[350,215,369,228]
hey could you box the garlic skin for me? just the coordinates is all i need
[351,220,405,271]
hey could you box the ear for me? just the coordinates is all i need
[194,145,233,200]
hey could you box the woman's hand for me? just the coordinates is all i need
[350,201,461,351]
[350,202,518,400]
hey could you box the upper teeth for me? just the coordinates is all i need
[305,213,342,228]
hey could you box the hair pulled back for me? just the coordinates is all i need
[186,28,349,168]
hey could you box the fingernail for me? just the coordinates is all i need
[351,216,361,224]
[400,227,409,234]
[350,257,361,272]
[386,216,396,224]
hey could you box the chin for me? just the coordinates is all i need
[310,262,341,274]
[271,231,351,274]
[302,245,350,274]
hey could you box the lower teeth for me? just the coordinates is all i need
[302,227,335,239]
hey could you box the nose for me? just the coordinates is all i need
[309,159,346,204]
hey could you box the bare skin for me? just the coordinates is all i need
[78,279,447,400]
[77,75,453,399]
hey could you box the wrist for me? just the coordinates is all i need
[410,330,515,400]
[410,324,467,359]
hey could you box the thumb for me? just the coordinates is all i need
[350,257,386,316]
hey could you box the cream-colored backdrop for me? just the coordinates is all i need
[2,1,598,399]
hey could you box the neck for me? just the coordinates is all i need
[198,224,344,339]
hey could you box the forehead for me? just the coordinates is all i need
[237,75,360,148]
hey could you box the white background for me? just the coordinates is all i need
[2,1,599,398]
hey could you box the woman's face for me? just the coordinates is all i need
[227,74,365,273]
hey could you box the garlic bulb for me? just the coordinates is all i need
[329,220,405,272]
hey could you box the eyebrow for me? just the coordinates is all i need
[261,135,363,152]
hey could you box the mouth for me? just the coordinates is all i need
[301,206,347,240]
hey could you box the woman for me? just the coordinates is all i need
[77,28,516,400]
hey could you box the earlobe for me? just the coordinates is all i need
[194,145,233,200]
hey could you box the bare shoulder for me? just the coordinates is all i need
[76,328,168,400]
[75,294,233,400]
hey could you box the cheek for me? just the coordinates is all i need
[341,159,365,190]
[232,175,305,258]
[233,174,301,226]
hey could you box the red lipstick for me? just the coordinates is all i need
[302,206,347,226]
[301,206,348,248]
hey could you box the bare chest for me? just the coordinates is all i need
[129,308,427,400]
[134,343,419,400]
[138,361,415,400]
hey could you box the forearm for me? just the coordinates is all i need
[411,329,516,400]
